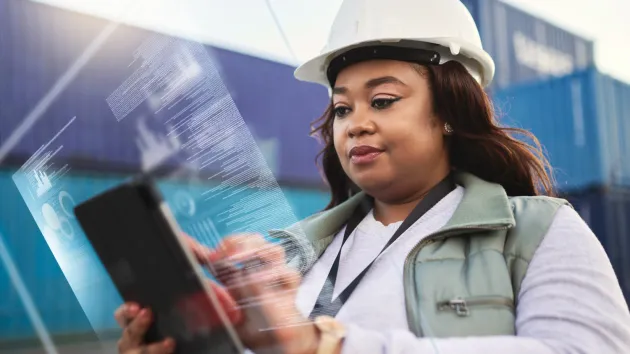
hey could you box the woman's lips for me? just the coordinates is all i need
[349,145,384,165]
[350,151,383,164]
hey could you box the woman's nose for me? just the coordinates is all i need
[347,113,376,138]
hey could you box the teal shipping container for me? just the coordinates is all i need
[0,168,329,345]
[493,68,630,191]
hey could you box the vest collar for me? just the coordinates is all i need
[441,171,515,230]
[269,171,515,262]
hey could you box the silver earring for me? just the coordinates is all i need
[444,122,454,134]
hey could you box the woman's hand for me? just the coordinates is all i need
[112,233,320,354]
[113,234,241,353]
[114,303,175,354]
[209,233,320,354]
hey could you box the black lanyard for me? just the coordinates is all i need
[308,175,456,319]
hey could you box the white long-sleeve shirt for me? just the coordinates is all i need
[295,186,630,353]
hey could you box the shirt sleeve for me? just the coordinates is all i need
[339,205,630,354]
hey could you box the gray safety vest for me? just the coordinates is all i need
[269,171,569,337]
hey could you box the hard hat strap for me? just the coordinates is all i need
[326,45,442,86]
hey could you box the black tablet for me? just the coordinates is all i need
[74,176,244,354]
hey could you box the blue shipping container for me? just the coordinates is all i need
[563,186,630,304]
[0,0,598,189]
[0,0,330,187]
[460,0,594,89]
[493,67,630,190]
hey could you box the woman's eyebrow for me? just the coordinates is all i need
[365,76,407,89]
[332,76,407,95]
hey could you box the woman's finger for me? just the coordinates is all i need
[264,266,301,291]
[234,266,302,305]
[214,233,263,257]
[114,302,140,329]
[124,338,176,354]
[118,308,153,351]
[182,234,215,264]
[114,304,127,329]
[215,234,286,268]
[208,280,243,324]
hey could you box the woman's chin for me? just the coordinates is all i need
[352,174,394,195]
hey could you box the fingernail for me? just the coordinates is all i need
[164,338,175,350]
[139,308,150,320]
[207,250,221,263]
[127,303,139,314]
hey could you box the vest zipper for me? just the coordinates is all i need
[437,296,514,317]
[403,225,510,337]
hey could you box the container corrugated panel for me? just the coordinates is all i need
[592,74,630,186]
[0,166,330,338]
[460,0,594,89]
[0,170,94,340]
[0,0,329,187]
[492,67,630,190]
[563,186,630,304]
[0,0,595,189]
[0,0,112,148]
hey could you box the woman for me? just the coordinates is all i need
[114,0,630,353]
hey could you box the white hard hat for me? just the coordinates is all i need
[294,0,495,88]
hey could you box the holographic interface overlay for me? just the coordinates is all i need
[11,34,317,346]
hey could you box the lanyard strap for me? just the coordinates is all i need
[308,175,456,319]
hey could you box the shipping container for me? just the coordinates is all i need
[493,67,630,190]
[0,0,332,340]
[0,0,330,188]
[562,186,630,304]
[460,0,594,89]
[0,167,329,341]
[0,0,599,191]
[0,170,94,342]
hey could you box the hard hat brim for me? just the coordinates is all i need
[294,38,495,88]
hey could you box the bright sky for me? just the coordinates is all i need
[32,0,630,84]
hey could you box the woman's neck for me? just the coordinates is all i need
[372,189,431,226]
[371,171,451,226]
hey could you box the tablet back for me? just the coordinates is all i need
[74,178,243,354]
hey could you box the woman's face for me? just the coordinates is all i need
[332,59,450,202]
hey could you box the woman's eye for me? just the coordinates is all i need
[372,97,400,110]
[334,106,351,118]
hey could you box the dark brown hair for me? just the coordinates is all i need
[310,60,556,210]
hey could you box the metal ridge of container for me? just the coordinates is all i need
[0,0,600,190]
[561,186,630,304]
[0,0,330,187]
[492,66,630,191]
[0,166,329,340]
[460,0,595,89]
